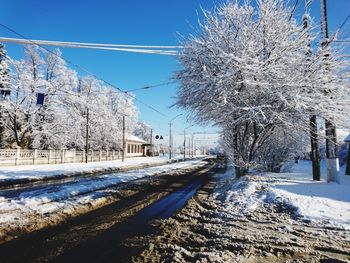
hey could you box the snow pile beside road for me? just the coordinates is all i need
[0,155,207,183]
[269,172,350,229]
[213,169,267,214]
[215,161,350,230]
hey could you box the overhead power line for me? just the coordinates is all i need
[0,37,179,55]
[124,81,176,92]
[338,14,350,32]
[0,37,178,55]
[3,37,182,49]
[0,23,168,117]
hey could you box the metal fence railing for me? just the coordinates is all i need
[0,148,124,166]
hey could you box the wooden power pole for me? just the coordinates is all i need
[320,0,339,183]
[169,122,172,159]
[150,128,153,156]
[122,115,126,162]
[304,0,321,181]
[85,108,89,163]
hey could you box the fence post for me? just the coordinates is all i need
[82,150,85,163]
[72,149,76,163]
[15,147,20,166]
[99,150,102,161]
[106,149,109,161]
[33,149,38,165]
[48,149,52,164]
[90,150,93,162]
[112,150,115,160]
[61,149,65,164]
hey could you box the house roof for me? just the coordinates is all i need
[344,133,350,142]
[126,134,147,143]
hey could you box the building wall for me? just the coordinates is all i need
[126,141,144,157]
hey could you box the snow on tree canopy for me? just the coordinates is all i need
[0,45,139,150]
[175,0,350,174]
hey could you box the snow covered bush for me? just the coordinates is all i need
[176,0,350,176]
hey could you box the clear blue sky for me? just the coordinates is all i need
[1,0,349,136]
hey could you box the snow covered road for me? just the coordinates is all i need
[0,158,207,243]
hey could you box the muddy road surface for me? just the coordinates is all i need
[0,158,220,263]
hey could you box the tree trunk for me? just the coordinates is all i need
[233,125,248,178]
[310,115,321,181]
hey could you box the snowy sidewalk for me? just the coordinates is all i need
[215,160,350,230]
[0,155,207,186]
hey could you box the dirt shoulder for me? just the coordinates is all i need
[134,170,350,263]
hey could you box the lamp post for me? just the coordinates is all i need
[169,114,182,160]
[184,124,194,160]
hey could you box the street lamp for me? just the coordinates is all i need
[169,114,182,159]
[184,124,194,160]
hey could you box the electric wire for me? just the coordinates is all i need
[0,37,179,55]
[0,23,168,117]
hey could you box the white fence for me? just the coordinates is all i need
[0,148,124,166]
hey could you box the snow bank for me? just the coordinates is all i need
[214,161,350,229]
[269,161,350,229]
[0,155,207,183]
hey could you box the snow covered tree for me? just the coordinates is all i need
[61,76,138,150]
[31,48,79,149]
[0,44,10,94]
[3,45,139,150]
[176,0,350,176]
[0,43,11,148]
[5,45,44,148]
[133,121,151,142]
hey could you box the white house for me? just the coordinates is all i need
[125,135,147,157]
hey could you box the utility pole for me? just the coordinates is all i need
[122,115,126,162]
[150,128,153,156]
[183,130,186,160]
[188,137,190,158]
[191,134,194,157]
[169,114,182,160]
[85,108,89,163]
[169,122,172,159]
[320,0,339,183]
[184,124,194,160]
[0,44,11,149]
[304,0,321,181]
[0,105,4,149]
